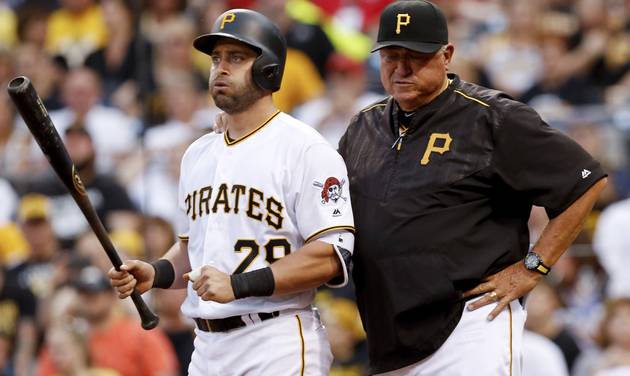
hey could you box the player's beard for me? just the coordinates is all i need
[211,77,267,114]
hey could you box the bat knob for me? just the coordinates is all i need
[130,291,160,330]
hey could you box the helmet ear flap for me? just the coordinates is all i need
[252,61,281,92]
[261,64,279,80]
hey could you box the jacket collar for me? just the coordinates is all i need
[386,73,459,136]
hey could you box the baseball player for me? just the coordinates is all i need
[108,9,355,376]
[338,1,607,375]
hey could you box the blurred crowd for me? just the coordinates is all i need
[0,0,628,375]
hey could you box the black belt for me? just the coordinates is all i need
[195,311,280,333]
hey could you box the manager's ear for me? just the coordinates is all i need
[442,44,455,68]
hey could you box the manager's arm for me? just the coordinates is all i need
[465,177,607,320]
[530,177,607,266]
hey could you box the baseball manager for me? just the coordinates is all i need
[339,1,607,375]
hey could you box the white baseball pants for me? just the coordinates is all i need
[188,307,332,376]
[375,300,527,376]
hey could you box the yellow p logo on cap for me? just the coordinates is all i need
[396,13,411,34]
[220,13,236,29]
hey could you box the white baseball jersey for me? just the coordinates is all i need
[178,111,355,320]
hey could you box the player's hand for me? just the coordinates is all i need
[462,261,542,321]
[213,112,228,133]
[183,265,235,303]
[108,260,155,299]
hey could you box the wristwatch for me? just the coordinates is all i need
[523,251,551,275]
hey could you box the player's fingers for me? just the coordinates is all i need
[196,282,209,298]
[107,267,127,280]
[200,291,213,301]
[116,281,136,299]
[185,267,202,283]
[462,281,493,298]
[110,273,134,287]
[120,260,141,272]
[200,286,223,302]
[118,278,136,293]
[192,277,205,291]
[109,272,129,283]
[191,265,213,289]
[487,298,510,321]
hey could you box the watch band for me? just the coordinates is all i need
[525,251,551,275]
[535,263,550,275]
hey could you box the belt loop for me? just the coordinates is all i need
[246,313,257,325]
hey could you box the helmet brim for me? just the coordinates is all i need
[371,41,444,54]
[193,33,262,56]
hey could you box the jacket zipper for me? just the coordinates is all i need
[391,126,408,151]
[384,127,407,200]
[391,134,405,150]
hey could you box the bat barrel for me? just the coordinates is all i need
[7,76,61,158]
[7,75,160,330]
[7,76,37,114]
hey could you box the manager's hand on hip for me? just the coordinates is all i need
[463,260,542,321]
[184,265,235,303]
[108,260,155,299]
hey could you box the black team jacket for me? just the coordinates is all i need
[339,73,606,374]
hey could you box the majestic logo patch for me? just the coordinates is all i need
[581,169,591,179]
[313,177,347,216]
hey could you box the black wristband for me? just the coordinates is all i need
[230,267,275,299]
[151,259,175,289]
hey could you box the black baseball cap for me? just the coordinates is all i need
[73,266,112,293]
[64,124,91,139]
[371,0,448,54]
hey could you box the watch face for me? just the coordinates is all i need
[524,253,539,269]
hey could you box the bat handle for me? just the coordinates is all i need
[130,290,160,330]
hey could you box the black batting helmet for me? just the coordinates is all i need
[193,9,287,92]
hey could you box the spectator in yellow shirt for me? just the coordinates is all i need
[0,4,16,48]
[46,0,108,67]
[0,179,27,267]
[272,48,324,114]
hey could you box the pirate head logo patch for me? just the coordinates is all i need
[313,177,347,216]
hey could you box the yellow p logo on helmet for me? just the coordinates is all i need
[396,13,411,34]
[220,13,236,29]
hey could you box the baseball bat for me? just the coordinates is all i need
[7,76,159,330]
